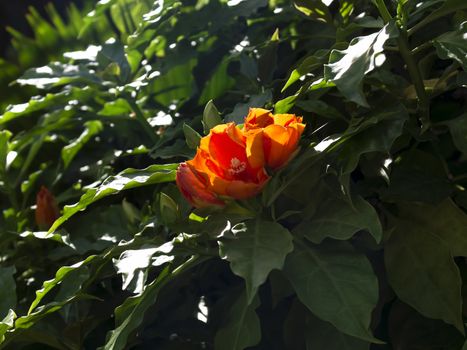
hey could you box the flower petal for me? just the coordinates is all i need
[176,162,224,208]
[244,108,274,130]
[263,124,300,169]
[245,130,265,169]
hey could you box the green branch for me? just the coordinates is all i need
[373,0,430,131]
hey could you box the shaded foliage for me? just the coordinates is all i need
[0,0,466,349]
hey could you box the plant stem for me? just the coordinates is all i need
[397,31,431,130]
[126,99,159,145]
[373,0,430,131]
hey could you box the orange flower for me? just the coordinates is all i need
[244,108,305,169]
[176,108,306,208]
[176,162,225,208]
[35,186,60,230]
[176,123,270,208]
[244,108,274,129]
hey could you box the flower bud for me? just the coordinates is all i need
[35,186,60,230]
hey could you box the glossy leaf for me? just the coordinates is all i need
[336,104,408,175]
[0,130,11,175]
[294,0,332,23]
[183,123,202,149]
[214,291,261,350]
[113,242,174,294]
[103,267,171,350]
[104,256,204,350]
[202,100,222,133]
[295,194,382,244]
[324,21,398,106]
[284,240,379,342]
[385,220,464,333]
[49,164,178,232]
[62,120,103,168]
[99,98,133,116]
[28,255,96,314]
[433,21,467,69]
[219,219,293,304]
[0,310,16,343]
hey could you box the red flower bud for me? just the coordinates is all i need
[35,186,60,230]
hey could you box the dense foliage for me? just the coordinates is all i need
[0,0,466,349]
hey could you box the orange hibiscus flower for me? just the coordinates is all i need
[177,123,270,208]
[176,108,305,208]
[35,186,60,230]
[244,108,306,170]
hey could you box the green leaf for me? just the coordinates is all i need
[0,309,16,343]
[0,267,16,319]
[61,120,103,168]
[219,219,293,304]
[159,192,179,225]
[383,149,452,204]
[275,95,299,114]
[388,300,464,350]
[104,256,204,350]
[335,104,408,175]
[258,29,280,83]
[19,230,75,249]
[183,123,202,149]
[226,90,272,123]
[49,164,178,232]
[0,88,93,125]
[99,98,133,116]
[16,62,100,89]
[282,49,330,91]
[294,0,333,23]
[433,21,467,69]
[295,194,382,244]
[113,243,174,294]
[284,240,379,342]
[396,198,467,257]
[306,312,370,350]
[385,219,464,333]
[0,130,12,175]
[199,59,235,105]
[202,100,222,133]
[103,267,171,350]
[97,41,132,83]
[296,99,346,120]
[446,112,467,154]
[28,255,96,314]
[409,0,467,36]
[324,21,398,106]
[214,291,261,350]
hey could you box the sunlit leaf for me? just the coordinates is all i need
[49,164,178,232]
[324,21,398,106]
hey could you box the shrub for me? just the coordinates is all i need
[0,0,466,349]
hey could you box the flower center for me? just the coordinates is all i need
[228,157,246,175]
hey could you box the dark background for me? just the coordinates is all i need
[0,0,85,56]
